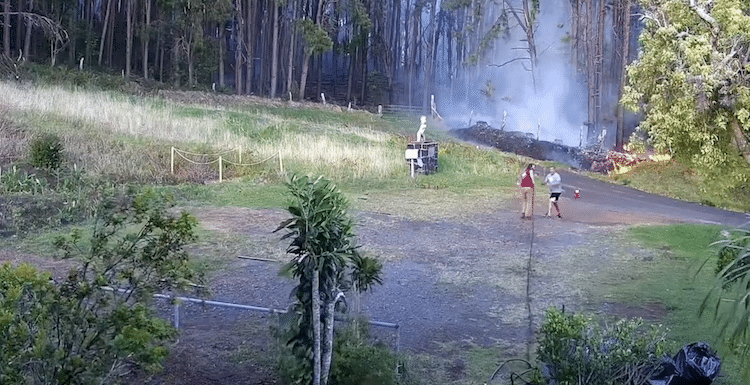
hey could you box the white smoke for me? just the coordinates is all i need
[439,0,588,147]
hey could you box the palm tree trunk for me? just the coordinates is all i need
[321,297,336,384]
[312,268,322,385]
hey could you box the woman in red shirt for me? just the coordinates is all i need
[519,164,535,219]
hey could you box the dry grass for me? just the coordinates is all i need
[0,81,406,182]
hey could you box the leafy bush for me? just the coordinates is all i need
[536,307,670,385]
[29,133,64,170]
[275,320,413,385]
[329,324,411,385]
[0,190,203,384]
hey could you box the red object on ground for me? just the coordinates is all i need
[574,189,580,199]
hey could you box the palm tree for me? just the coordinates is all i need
[276,173,382,385]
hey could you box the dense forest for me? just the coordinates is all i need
[1,0,640,147]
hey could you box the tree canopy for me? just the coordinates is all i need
[622,0,750,186]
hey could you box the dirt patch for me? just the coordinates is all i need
[0,187,731,385]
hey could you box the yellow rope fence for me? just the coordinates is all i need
[170,146,283,183]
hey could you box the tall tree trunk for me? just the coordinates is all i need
[107,0,115,66]
[615,0,631,150]
[173,19,181,88]
[126,0,133,78]
[23,0,34,60]
[389,0,401,103]
[423,0,438,111]
[286,2,297,98]
[3,0,10,57]
[246,0,256,94]
[16,0,24,55]
[143,0,152,80]
[408,4,420,107]
[219,21,226,88]
[360,43,367,105]
[157,25,164,81]
[235,0,245,94]
[346,47,355,103]
[596,0,605,141]
[299,52,311,100]
[270,1,280,98]
[585,0,596,141]
[67,3,75,67]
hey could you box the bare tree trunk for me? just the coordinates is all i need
[270,1,280,98]
[388,0,401,103]
[246,0,256,94]
[596,0,605,137]
[423,0,437,111]
[286,2,298,97]
[4,0,11,57]
[126,0,133,78]
[346,47,355,103]
[219,20,226,88]
[235,0,245,94]
[585,0,596,140]
[408,4,420,107]
[615,0,631,150]
[23,0,34,61]
[173,20,181,88]
[143,0,151,80]
[299,52,311,100]
[360,44,367,105]
[157,25,164,81]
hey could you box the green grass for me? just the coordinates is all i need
[610,160,750,213]
[616,224,743,384]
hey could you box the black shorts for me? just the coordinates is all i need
[550,192,561,201]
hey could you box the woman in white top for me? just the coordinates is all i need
[544,167,563,218]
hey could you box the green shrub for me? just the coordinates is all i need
[29,133,64,170]
[536,307,670,385]
[329,324,408,385]
[275,319,412,385]
[1,190,203,384]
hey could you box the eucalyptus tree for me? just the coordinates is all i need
[298,18,333,100]
[276,173,383,385]
[622,0,750,185]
